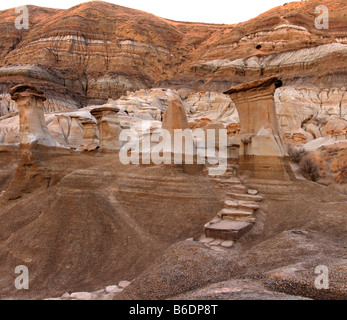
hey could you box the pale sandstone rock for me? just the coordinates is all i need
[105,285,122,294]
[70,292,94,300]
[1,87,345,155]
[67,118,83,149]
[247,189,259,195]
[200,237,215,244]
[102,293,116,300]
[79,118,99,151]
[221,241,234,248]
[209,240,222,246]
[305,123,322,140]
[162,99,189,133]
[9,84,59,147]
[90,106,122,152]
[321,118,347,137]
[61,292,70,299]
[118,281,132,289]
[225,76,287,157]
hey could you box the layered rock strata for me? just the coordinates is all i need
[0,1,346,108]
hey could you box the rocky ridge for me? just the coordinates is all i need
[0,0,346,108]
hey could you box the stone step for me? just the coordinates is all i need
[237,201,261,211]
[209,173,235,179]
[204,217,222,228]
[247,189,259,195]
[218,208,254,219]
[219,178,241,185]
[230,217,257,224]
[227,184,248,194]
[227,192,264,202]
[224,200,260,211]
[205,220,253,241]
[199,237,215,244]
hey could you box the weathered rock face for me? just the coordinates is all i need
[225,77,286,157]
[1,86,345,154]
[0,0,346,301]
[9,84,59,147]
[91,106,122,152]
[224,77,294,181]
[162,100,189,134]
[0,0,345,110]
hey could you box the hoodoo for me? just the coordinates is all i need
[225,77,294,180]
[10,84,58,148]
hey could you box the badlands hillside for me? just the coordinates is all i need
[0,0,346,300]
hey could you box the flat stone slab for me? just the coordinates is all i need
[219,178,241,185]
[218,209,253,219]
[228,184,248,194]
[224,200,238,208]
[70,292,94,300]
[221,241,234,248]
[237,201,260,211]
[210,217,222,224]
[199,237,215,244]
[209,240,222,246]
[227,192,264,202]
[205,220,253,241]
[118,281,131,289]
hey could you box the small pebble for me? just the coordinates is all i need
[102,293,115,300]
[118,280,131,289]
[106,285,122,294]
[209,240,222,246]
[70,292,94,300]
[61,292,70,299]
[221,241,234,248]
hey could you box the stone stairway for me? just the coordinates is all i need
[199,162,263,251]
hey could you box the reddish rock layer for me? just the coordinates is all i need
[0,0,346,109]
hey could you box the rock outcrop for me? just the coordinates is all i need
[0,0,346,301]
[0,0,346,109]
[225,77,286,157]
[162,99,189,135]
[225,77,294,181]
[9,84,59,147]
[90,106,121,152]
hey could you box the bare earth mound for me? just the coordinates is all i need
[0,147,222,299]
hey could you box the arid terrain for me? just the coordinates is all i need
[0,0,346,300]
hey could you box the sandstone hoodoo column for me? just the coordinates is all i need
[162,99,189,135]
[5,84,62,200]
[90,106,122,152]
[161,99,202,172]
[78,117,99,151]
[10,84,58,147]
[224,76,294,180]
[161,99,189,161]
